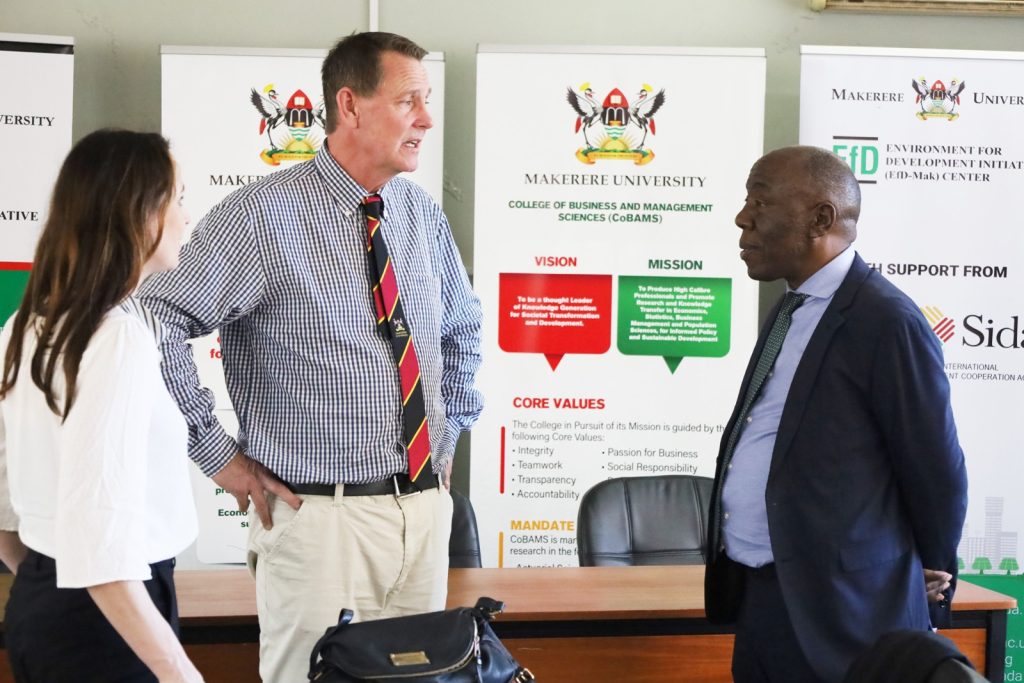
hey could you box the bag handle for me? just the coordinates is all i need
[472,598,536,681]
[307,608,355,680]
[473,596,505,620]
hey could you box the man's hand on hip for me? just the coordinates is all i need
[212,453,302,530]
[924,567,952,603]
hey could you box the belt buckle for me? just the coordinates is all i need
[394,475,422,499]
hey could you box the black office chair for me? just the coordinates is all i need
[449,489,482,568]
[842,630,986,683]
[576,475,713,566]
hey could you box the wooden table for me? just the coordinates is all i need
[0,566,1016,682]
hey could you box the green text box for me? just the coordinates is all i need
[617,276,732,372]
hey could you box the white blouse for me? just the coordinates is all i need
[0,303,197,588]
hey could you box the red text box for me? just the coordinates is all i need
[498,273,612,370]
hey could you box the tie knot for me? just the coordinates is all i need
[362,194,383,220]
[780,291,808,317]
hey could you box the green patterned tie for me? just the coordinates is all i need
[721,291,809,464]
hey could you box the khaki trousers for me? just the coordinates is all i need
[247,485,452,683]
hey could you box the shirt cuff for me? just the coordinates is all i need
[190,426,239,477]
[435,417,462,462]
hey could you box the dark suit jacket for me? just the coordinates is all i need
[705,255,968,682]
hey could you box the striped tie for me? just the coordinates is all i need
[363,194,433,483]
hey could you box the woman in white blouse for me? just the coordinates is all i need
[0,129,202,682]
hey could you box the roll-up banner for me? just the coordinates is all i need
[162,46,446,563]
[0,33,73,324]
[800,45,1024,673]
[471,45,765,567]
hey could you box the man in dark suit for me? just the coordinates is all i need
[704,146,968,683]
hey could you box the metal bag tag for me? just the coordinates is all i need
[389,651,431,666]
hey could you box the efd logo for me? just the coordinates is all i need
[921,306,955,344]
[833,135,879,185]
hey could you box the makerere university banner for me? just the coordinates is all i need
[162,45,445,563]
[801,44,1024,675]
[471,45,765,567]
[0,33,73,325]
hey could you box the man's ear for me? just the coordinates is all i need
[335,87,359,129]
[809,201,837,238]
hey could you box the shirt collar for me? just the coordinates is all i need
[314,142,394,220]
[792,246,856,300]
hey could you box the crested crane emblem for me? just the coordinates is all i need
[566,82,666,165]
[911,77,965,121]
[249,83,327,165]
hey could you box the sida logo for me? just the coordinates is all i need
[249,84,327,166]
[921,306,956,344]
[911,77,966,121]
[961,314,1024,349]
[565,82,665,165]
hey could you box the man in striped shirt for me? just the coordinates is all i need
[139,32,483,682]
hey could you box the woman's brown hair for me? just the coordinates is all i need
[0,129,175,419]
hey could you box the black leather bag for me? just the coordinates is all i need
[308,597,535,682]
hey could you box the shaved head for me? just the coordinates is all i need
[765,146,861,242]
[736,145,861,288]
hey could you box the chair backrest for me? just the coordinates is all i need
[449,489,482,568]
[576,475,713,567]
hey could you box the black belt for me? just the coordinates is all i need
[285,471,438,497]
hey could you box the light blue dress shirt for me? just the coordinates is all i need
[722,247,856,567]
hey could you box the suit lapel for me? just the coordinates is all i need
[768,255,872,477]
